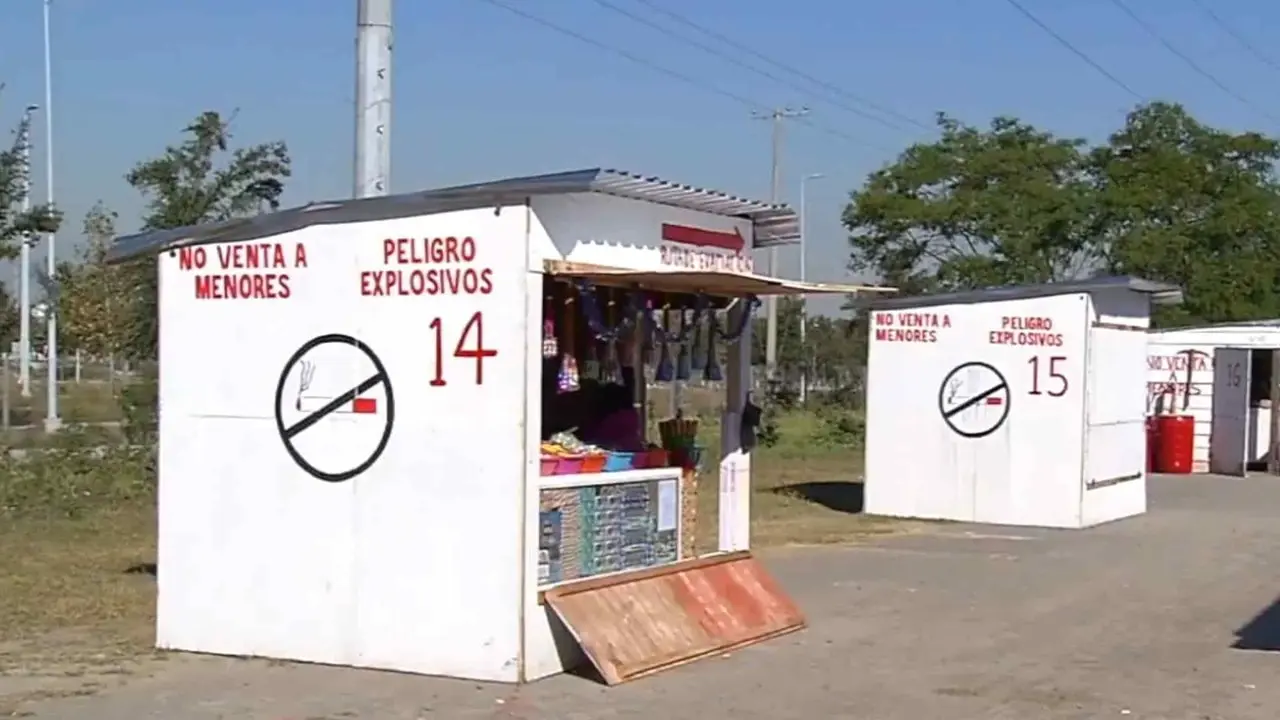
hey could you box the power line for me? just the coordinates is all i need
[1187,0,1280,76]
[1001,0,1143,100]
[625,0,935,133]
[477,0,893,151]
[587,0,915,134]
[1105,0,1280,122]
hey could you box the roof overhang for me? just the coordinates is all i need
[544,260,897,297]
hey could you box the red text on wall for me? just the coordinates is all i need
[989,316,1064,347]
[178,242,308,300]
[870,310,952,343]
[361,237,495,297]
[429,311,499,386]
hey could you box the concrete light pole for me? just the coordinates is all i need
[43,0,59,430]
[16,104,37,398]
[355,0,392,198]
[751,106,809,384]
[798,172,824,405]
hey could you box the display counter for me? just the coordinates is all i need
[537,465,689,588]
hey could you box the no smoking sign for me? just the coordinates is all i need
[274,334,395,483]
[938,361,1010,439]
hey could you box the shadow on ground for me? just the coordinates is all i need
[123,562,156,578]
[1235,595,1280,651]
[770,481,864,514]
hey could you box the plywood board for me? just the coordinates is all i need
[542,551,805,685]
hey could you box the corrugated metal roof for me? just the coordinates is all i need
[105,168,800,264]
[866,275,1183,311]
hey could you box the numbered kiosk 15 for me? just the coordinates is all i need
[863,276,1182,529]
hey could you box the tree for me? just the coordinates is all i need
[751,297,867,402]
[845,102,1280,330]
[0,110,58,349]
[120,110,291,356]
[1092,102,1280,326]
[751,297,804,377]
[845,113,1095,295]
[0,284,19,350]
[56,203,135,355]
[0,111,60,260]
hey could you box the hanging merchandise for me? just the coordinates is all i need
[714,295,762,342]
[640,293,656,356]
[582,337,601,381]
[602,289,624,384]
[690,311,706,371]
[541,295,559,358]
[654,308,675,382]
[674,311,692,381]
[704,311,724,382]
[740,392,763,451]
[642,293,709,386]
[556,290,580,393]
[573,280,643,381]
[581,289,601,380]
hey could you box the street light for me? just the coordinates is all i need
[17,104,37,399]
[43,0,59,430]
[798,172,824,405]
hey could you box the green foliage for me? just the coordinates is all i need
[55,203,136,355]
[1093,103,1280,326]
[0,428,155,520]
[119,375,158,446]
[755,381,785,448]
[0,113,61,260]
[0,284,20,349]
[752,297,867,396]
[812,403,866,448]
[118,110,292,358]
[845,102,1280,328]
[847,112,1095,294]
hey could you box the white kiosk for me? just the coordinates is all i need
[107,168,881,684]
[863,277,1181,529]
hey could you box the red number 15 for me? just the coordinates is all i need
[429,311,498,386]
[1028,355,1068,397]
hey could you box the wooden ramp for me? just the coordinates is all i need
[541,551,806,685]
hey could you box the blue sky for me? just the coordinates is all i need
[3,0,1280,314]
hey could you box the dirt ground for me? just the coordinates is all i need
[8,473,1280,719]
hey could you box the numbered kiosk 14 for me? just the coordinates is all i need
[863,277,1182,529]
[104,168,885,685]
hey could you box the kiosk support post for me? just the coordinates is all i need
[718,299,753,552]
[1269,349,1280,474]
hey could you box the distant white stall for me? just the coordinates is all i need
[1147,321,1280,472]
[105,168,879,685]
[864,277,1181,529]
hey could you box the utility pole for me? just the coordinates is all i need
[798,172,824,406]
[16,105,36,398]
[355,0,393,198]
[43,0,59,431]
[752,106,809,384]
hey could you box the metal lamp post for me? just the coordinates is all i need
[798,172,824,405]
[43,0,59,430]
[17,104,37,398]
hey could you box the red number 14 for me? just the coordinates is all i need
[429,311,498,386]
